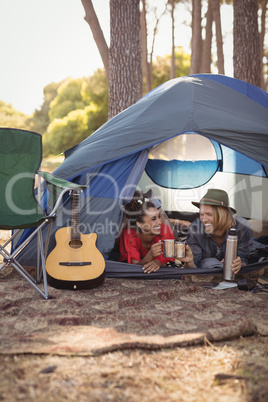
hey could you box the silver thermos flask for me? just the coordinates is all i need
[223,228,238,281]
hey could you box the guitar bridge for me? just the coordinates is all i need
[59,262,92,266]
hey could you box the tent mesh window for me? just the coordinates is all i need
[145,134,222,189]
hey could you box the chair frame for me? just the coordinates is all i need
[0,128,85,299]
[0,186,77,299]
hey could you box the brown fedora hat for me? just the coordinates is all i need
[192,189,236,214]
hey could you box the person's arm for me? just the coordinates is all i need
[229,218,254,274]
[131,241,161,264]
[237,220,254,264]
[137,223,175,270]
[142,259,162,273]
[133,241,163,273]
[120,229,144,264]
[186,221,203,267]
[176,244,196,268]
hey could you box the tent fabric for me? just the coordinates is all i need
[17,74,268,268]
[220,145,267,176]
[80,150,149,200]
[105,259,268,279]
[54,74,268,183]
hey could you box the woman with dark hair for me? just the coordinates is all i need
[187,188,253,273]
[119,191,194,273]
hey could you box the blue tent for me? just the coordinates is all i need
[18,74,268,266]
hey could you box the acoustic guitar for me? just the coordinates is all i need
[46,190,105,290]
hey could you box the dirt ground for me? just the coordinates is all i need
[0,335,267,402]
[1,228,268,401]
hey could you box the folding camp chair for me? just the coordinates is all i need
[0,128,85,299]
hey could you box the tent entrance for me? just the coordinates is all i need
[138,133,268,221]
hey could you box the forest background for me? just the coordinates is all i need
[0,0,267,158]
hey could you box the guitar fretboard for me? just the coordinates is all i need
[71,191,81,241]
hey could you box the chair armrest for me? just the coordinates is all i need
[37,171,88,218]
[37,170,87,190]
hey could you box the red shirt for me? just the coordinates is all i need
[119,223,175,265]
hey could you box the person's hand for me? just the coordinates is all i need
[143,259,161,274]
[221,256,244,274]
[231,256,244,274]
[176,244,195,267]
[149,241,162,258]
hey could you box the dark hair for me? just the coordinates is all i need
[124,190,156,225]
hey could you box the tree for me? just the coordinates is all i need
[43,104,104,156]
[141,0,169,92]
[233,0,262,86]
[81,0,142,118]
[48,78,85,121]
[81,0,109,76]
[43,100,107,156]
[141,0,152,92]
[170,0,176,79]
[189,0,202,74]
[28,82,61,135]
[259,0,268,89]
[153,47,191,87]
[109,0,142,118]
[0,101,30,130]
[43,70,108,156]
[201,0,213,73]
[211,0,225,74]
[81,68,108,118]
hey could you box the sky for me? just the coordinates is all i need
[0,0,234,115]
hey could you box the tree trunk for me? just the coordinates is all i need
[141,0,152,93]
[81,0,109,77]
[109,0,142,118]
[201,0,213,73]
[190,0,202,74]
[170,0,176,79]
[259,0,267,89]
[148,2,168,86]
[211,0,225,74]
[233,0,261,87]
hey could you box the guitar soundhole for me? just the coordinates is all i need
[69,239,83,249]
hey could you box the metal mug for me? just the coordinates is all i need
[175,241,186,258]
[163,239,175,258]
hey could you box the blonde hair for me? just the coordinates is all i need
[212,206,235,235]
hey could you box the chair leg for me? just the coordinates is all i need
[1,225,52,300]
[1,258,51,300]
[37,229,51,299]
[36,219,53,284]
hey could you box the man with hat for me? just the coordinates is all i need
[187,188,253,273]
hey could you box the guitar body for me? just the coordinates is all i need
[46,229,105,290]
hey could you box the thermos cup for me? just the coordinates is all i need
[175,241,186,258]
[163,239,175,258]
[223,228,238,281]
[163,240,186,259]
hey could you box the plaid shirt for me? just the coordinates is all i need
[187,216,253,267]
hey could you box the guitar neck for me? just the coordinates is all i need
[71,191,81,241]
